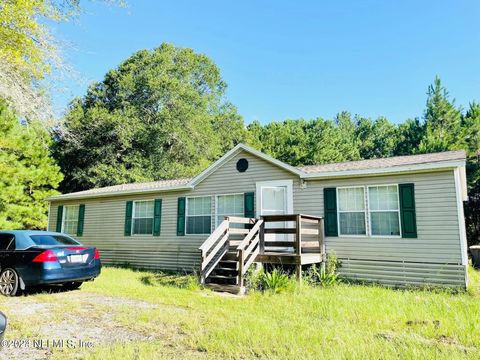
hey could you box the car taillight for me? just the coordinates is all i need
[94,248,100,260]
[32,250,58,263]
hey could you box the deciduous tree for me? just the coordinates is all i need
[0,0,121,121]
[54,43,247,192]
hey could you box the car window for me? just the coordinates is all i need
[0,234,15,250]
[29,235,80,246]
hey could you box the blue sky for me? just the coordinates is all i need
[51,0,480,124]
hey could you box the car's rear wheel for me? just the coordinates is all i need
[0,268,19,296]
[63,281,83,290]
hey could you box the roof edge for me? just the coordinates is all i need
[301,159,466,179]
[47,184,194,202]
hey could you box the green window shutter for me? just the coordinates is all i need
[56,205,64,233]
[177,197,186,236]
[399,183,417,238]
[324,188,338,237]
[153,199,162,236]
[244,192,255,218]
[124,201,133,236]
[77,204,85,236]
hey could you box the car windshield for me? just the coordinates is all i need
[29,235,80,246]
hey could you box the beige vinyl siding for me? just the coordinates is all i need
[48,150,297,271]
[293,171,462,264]
[292,170,466,287]
[48,150,466,286]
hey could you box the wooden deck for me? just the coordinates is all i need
[199,214,325,293]
[258,214,325,280]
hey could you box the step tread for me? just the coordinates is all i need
[218,260,239,268]
[208,274,238,279]
[222,253,240,260]
[205,283,245,295]
[214,267,238,272]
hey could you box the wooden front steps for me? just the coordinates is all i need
[204,253,244,294]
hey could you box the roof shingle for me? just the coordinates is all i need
[297,150,466,174]
[54,178,192,199]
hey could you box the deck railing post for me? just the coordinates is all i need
[295,215,302,282]
[296,215,302,256]
[226,220,230,248]
[238,249,245,287]
[319,217,326,272]
[199,249,205,285]
[259,219,265,254]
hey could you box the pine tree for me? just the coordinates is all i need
[419,77,464,153]
[355,116,399,158]
[463,102,480,158]
[0,102,62,229]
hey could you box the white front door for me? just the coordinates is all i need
[256,180,293,242]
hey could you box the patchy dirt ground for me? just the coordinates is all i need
[0,290,169,360]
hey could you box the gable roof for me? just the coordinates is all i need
[189,143,304,186]
[48,145,466,201]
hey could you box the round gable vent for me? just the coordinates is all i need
[236,158,249,173]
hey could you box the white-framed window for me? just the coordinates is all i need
[337,187,367,236]
[216,193,244,226]
[186,196,212,235]
[132,200,154,235]
[62,205,79,235]
[367,185,401,237]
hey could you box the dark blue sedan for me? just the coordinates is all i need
[0,231,101,296]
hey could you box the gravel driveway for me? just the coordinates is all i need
[0,289,163,360]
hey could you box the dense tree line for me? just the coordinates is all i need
[248,78,479,172]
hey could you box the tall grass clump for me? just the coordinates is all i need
[260,268,294,293]
[244,266,263,291]
[304,252,341,287]
[245,267,295,294]
[139,271,200,290]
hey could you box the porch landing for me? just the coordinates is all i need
[255,253,323,265]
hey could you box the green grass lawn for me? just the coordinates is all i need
[1,266,479,359]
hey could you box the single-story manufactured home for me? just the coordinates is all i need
[47,144,469,289]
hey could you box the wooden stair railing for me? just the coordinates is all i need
[199,219,229,284]
[234,218,264,287]
[198,216,262,291]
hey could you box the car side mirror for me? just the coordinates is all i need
[0,312,6,343]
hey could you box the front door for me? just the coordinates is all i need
[256,180,293,243]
